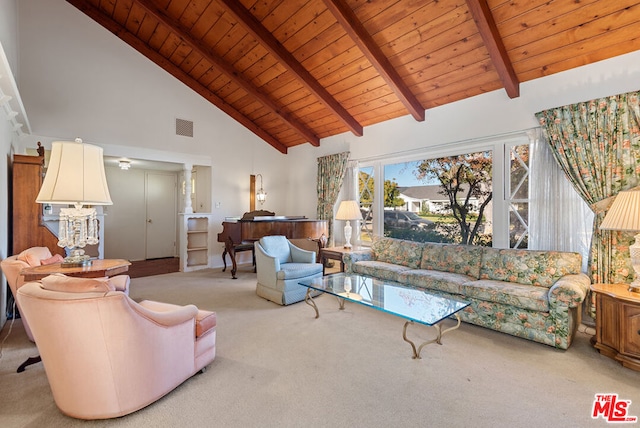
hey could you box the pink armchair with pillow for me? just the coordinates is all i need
[17,274,216,420]
[1,247,58,342]
[0,247,129,346]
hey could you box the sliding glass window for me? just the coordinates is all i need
[358,166,375,244]
[381,151,493,246]
[507,144,530,249]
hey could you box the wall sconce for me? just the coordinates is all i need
[256,173,267,205]
[118,160,131,170]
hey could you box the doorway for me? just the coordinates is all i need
[104,167,178,261]
[145,172,177,259]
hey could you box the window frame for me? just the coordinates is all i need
[506,142,531,249]
[355,132,530,248]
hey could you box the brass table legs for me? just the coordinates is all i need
[402,313,463,359]
[304,288,347,318]
[305,288,463,360]
[304,288,320,318]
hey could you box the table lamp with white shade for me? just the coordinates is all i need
[36,138,112,267]
[335,200,362,249]
[600,189,640,293]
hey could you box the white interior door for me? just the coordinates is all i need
[146,172,177,259]
[104,167,147,260]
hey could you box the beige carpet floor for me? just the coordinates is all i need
[1,268,639,428]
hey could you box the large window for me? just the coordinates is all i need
[354,133,554,249]
[354,133,588,267]
[381,151,493,245]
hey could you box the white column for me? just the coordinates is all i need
[183,163,193,214]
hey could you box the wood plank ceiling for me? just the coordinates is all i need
[66,0,640,153]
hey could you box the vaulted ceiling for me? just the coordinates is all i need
[66,0,640,153]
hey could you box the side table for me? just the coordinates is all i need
[20,258,131,282]
[320,246,368,275]
[590,283,640,372]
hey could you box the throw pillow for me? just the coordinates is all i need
[40,254,65,265]
[17,247,52,266]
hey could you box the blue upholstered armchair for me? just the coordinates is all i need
[255,235,323,305]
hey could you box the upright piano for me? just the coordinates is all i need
[217,211,328,279]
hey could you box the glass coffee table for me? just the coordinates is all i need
[299,273,470,359]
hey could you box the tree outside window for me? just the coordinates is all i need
[415,151,493,246]
[359,140,535,250]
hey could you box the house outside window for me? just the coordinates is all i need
[356,133,540,249]
[380,150,493,245]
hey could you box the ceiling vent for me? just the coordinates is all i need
[176,118,193,137]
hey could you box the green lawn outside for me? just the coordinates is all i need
[422,213,480,224]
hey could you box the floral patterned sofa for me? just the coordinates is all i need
[343,237,591,349]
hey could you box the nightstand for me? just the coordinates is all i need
[591,283,640,371]
[320,246,368,275]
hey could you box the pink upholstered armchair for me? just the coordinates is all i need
[1,247,130,372]
[1,247,57,342]
[17,274,216,420]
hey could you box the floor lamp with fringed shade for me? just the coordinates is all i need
[36,139,112,267]
[600,189,640,293]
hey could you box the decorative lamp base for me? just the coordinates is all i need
[61,249,93,267]
[61,256,92,268]
[343,221,353,249]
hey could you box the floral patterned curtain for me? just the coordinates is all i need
[535,91,640,295]
[317,152,350,246]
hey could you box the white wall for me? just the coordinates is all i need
[9,0,640,270]
[0,0,17,73]
[0,0,18,329]
[0,103,12,329]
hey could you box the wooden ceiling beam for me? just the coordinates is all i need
[465,0,520,98]
[322,0,425,122]
[134,0,319,147]
[66,0,289,154]
[216,0,364,137]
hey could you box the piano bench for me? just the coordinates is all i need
[222,243,255,276]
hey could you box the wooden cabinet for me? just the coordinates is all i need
[11,155,64,256]
[591,283,640,371]
[180,214,211,272]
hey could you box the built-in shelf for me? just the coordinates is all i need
[180,214,212,272]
